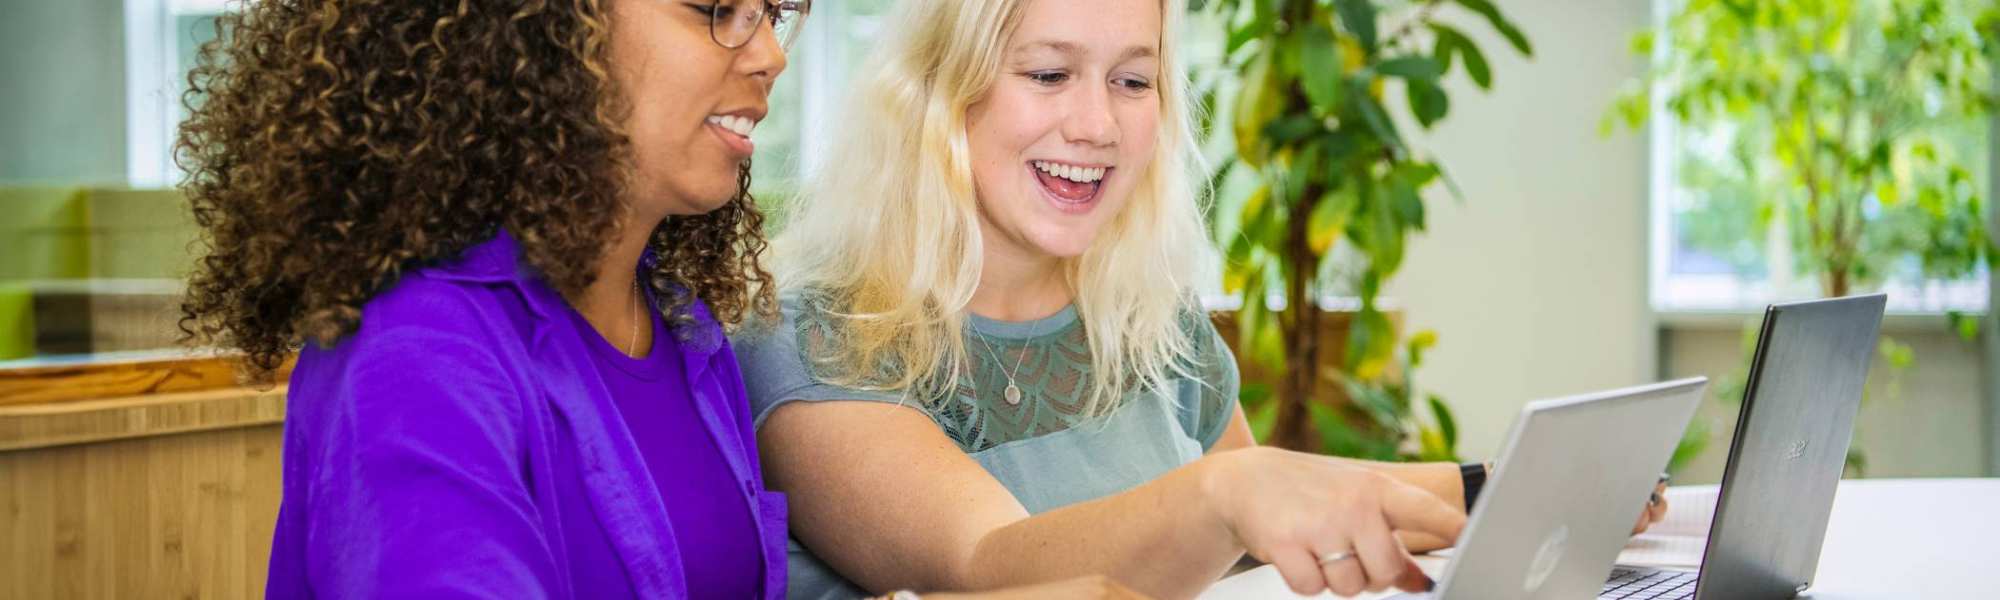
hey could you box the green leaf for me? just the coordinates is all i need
[1667,419,1711,475]
[1226,11,1272,55]
[1365,189,1407,274]
[1354,385,1404,430]
[1406,79,1450,128]
[1312,401,1398,460]
[1335,0,1379,53]
[1407,329,1438,366]
[1418,428,1451,462]
[1312,186,1360,254]
[1453,0,1533,56]
[1239,289,1287,371]
[1345,306,1396,378]
[1353,93,1403,153]
[1948,311,1982,341]
[1387,163,1439,227]
[1308,402,1359,457]
[1307,187,1351,255]
[1427,394,1458,452]
[1374,56,1444,82]
[1301,23,1343,114]
[1232,53,1280,168]
[1878,338,1915,370]
[1243,383,1278,440]
[1392,178,1426,229]
[1263,113,1324,146]
[1875,180,1901,206]
[1432,24,1491,89]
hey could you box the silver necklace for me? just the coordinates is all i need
[974,317,1041,406]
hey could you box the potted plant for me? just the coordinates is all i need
[1198,0,1532,459]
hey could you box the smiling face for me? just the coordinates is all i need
[608,0,788,219]
[964,0,1162,260]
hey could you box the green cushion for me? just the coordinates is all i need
[0,187,90,280]
[0,284,32,360]
[0,186,199,281]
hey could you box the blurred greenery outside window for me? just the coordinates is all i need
[1644,0,1993,314]
[747,0,899,228]
[132,0,900,206]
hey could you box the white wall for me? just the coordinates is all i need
[1663,322,1988,483]
[1387,0,1657,461]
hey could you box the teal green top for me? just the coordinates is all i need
[730,293,1240,599]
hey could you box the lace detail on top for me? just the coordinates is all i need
[787,294,1238,453]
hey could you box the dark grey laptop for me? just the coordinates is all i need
[1602,294,1887,600]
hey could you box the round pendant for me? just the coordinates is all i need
[1004,383,1023,405]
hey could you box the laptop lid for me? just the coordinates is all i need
[1430,378,1708,600]
[1692,294,1886,599]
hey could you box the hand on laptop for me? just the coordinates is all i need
[1200,447,1466,597]
[1631,480,1670,535]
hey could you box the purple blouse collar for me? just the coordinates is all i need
[432,230,727,358]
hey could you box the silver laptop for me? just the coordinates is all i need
[1601,294,1886,600]
[1394,377,1707,600]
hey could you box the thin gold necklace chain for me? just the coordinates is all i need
[627,279,643,358]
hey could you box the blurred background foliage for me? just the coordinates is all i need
[1607,0,2000,474]
[1194,0,1532,461]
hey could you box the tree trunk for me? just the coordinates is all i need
[1269,185,1325,451]
[1266,16,1332,451]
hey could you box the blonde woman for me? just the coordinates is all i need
[731,0,1474,597]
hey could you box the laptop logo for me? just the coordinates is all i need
[1523,525,1568,593]
[1786,439,1809,460]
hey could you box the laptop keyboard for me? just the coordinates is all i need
[1601,567,1698,600]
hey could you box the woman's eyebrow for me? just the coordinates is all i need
[1014,39,1084,57]
[1118,45,1158,62]
[1012,39,1159,63]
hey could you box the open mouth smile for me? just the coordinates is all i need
[706,113,759,157]
[1029,159,1111,214]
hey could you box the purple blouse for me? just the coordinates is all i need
[264,232,787,599]
[560,292,762,598]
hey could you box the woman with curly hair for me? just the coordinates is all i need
[176,0,805,596]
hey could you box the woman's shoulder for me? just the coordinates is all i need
[734,288,834,343]
[351,270,531,348]
[292,268,542,398]
[286,279,529,433]
[1169,300,1231,363]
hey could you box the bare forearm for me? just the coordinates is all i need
[954,455,1242,598]
[1336,459,1463,512]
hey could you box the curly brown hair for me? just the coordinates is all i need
[175,0,776,382]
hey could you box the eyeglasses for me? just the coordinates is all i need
[707,0,811,51]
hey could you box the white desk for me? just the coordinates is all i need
[1201,479,1999,599]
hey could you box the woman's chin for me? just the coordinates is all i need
[1024,229,1099,259]
[688,193,737,214]
[665,182,741,216]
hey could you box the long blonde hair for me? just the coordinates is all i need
[772,0,1213,415]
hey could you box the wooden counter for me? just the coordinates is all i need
[0,351,290,599]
